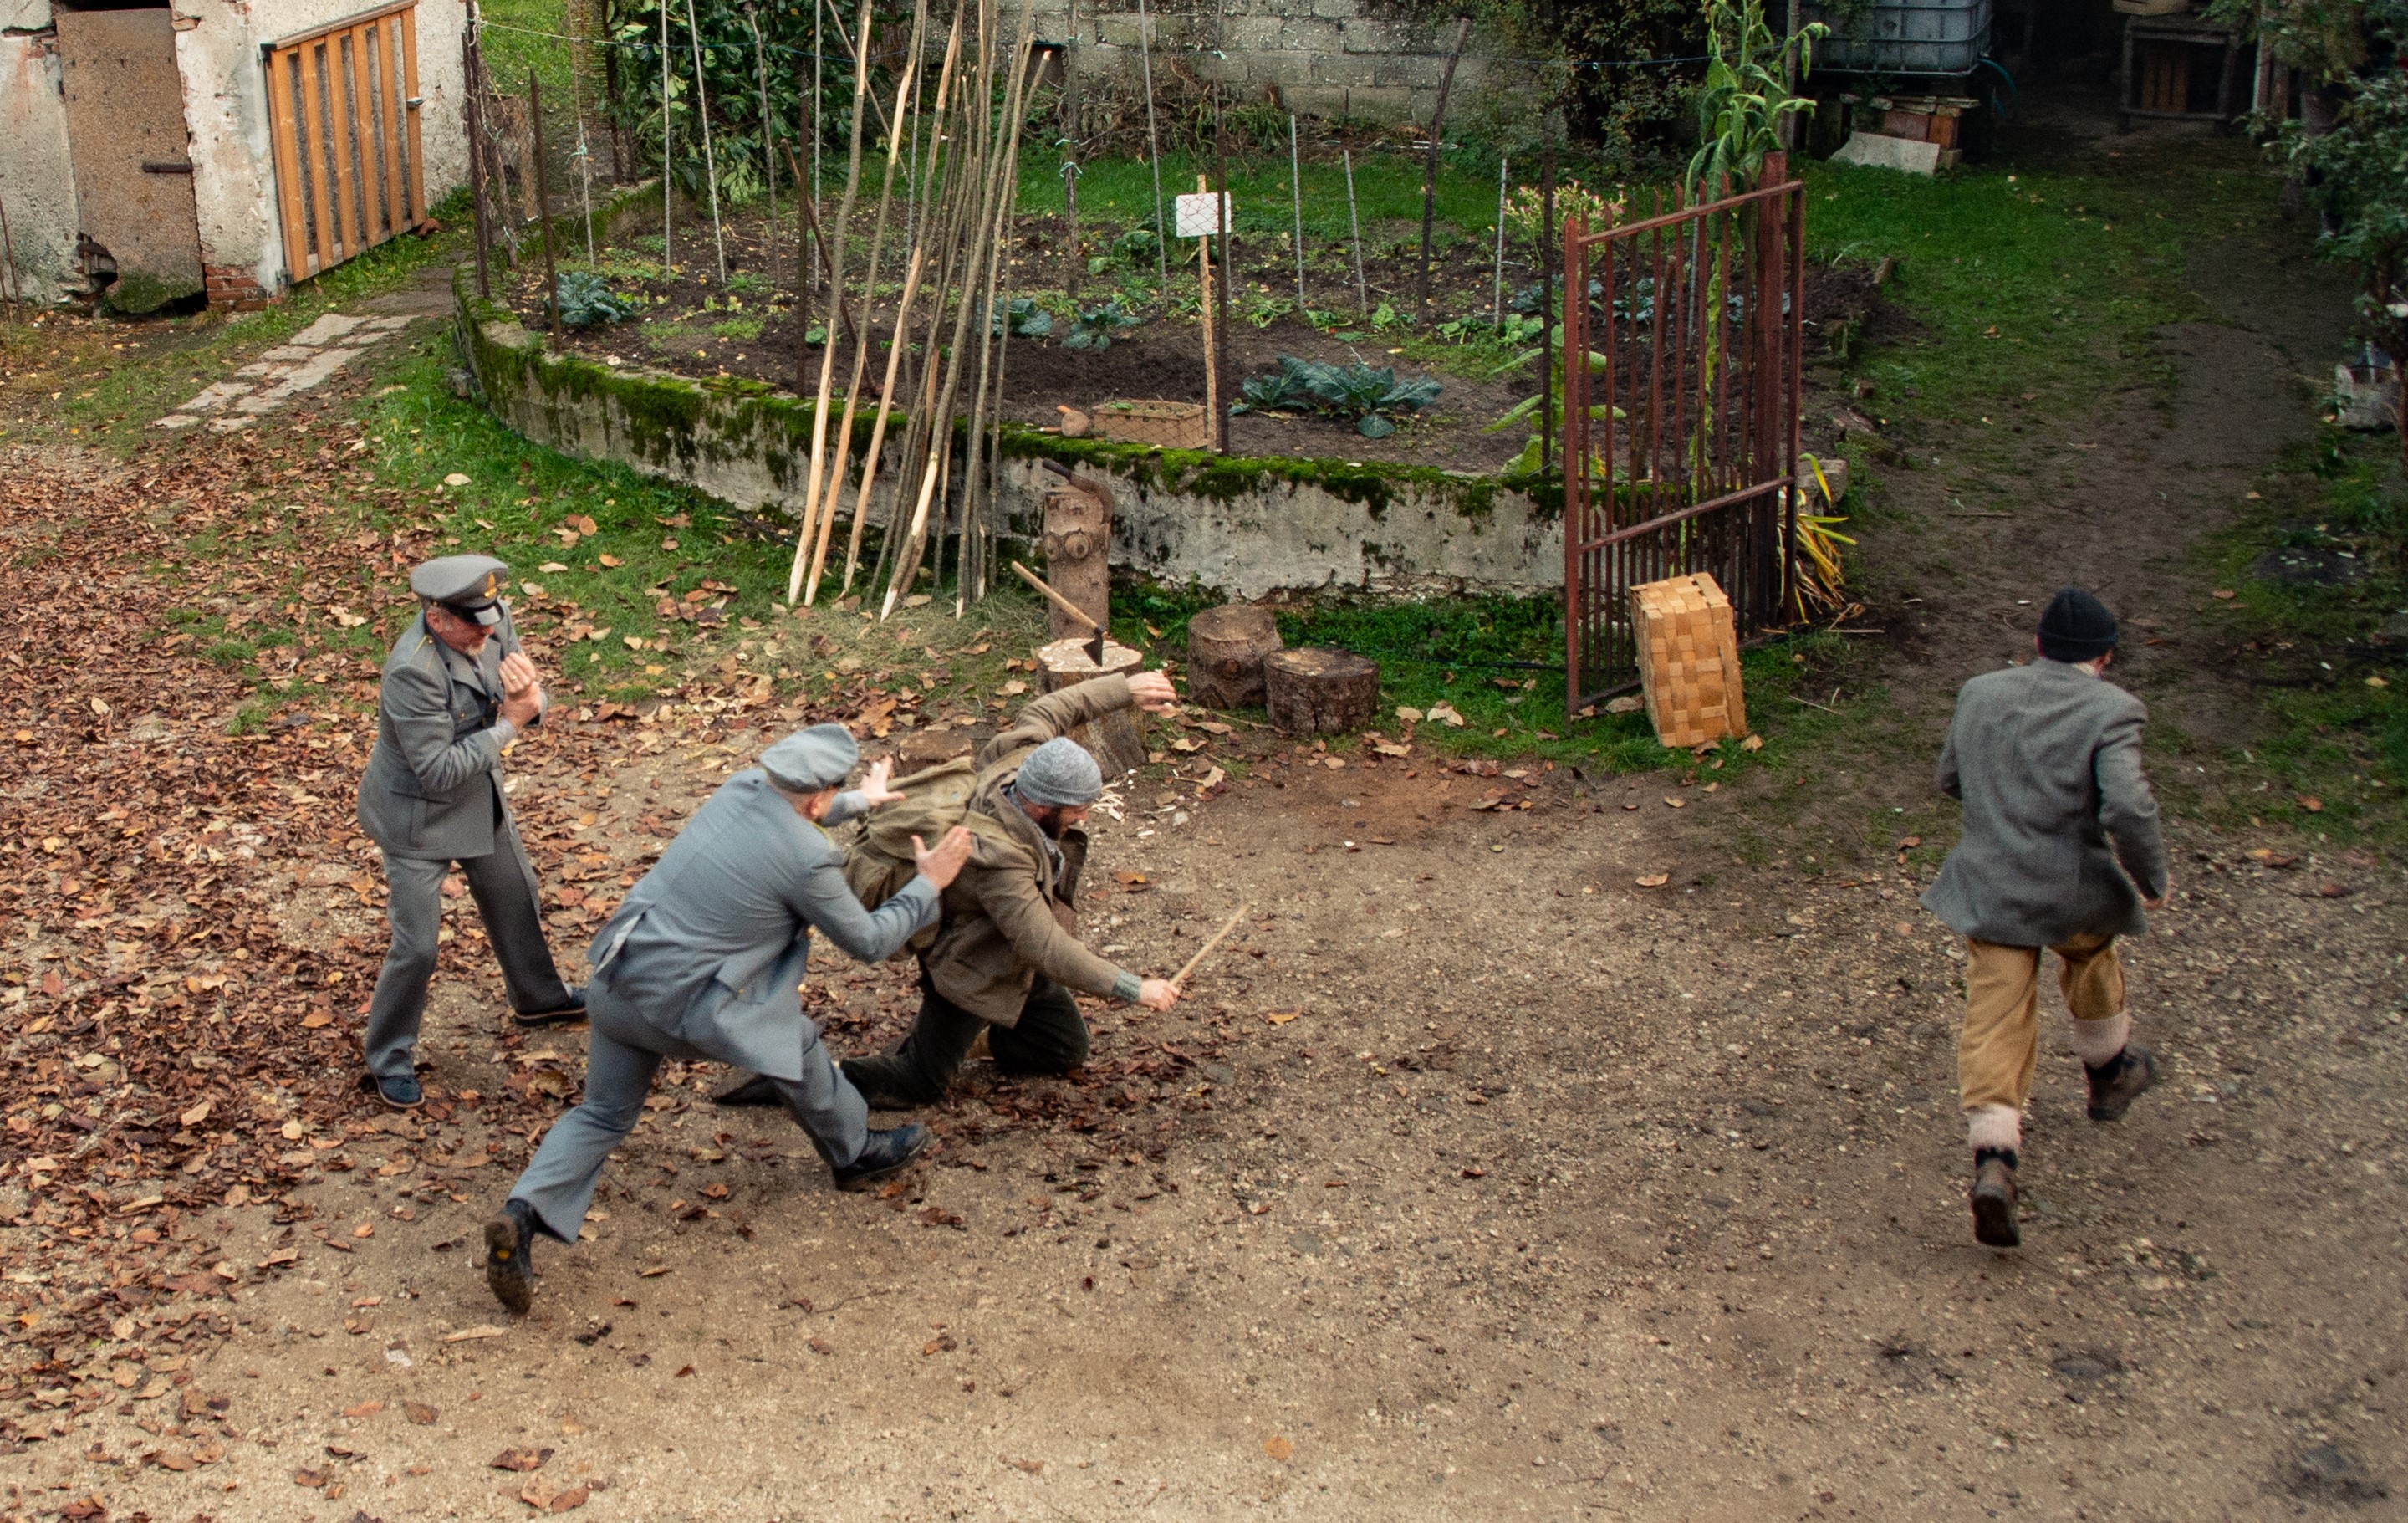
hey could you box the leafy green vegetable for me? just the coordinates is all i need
[550,271,640,330]
[992,296,1054,338]
[1228,355,1443,437]
[1064,299,1141,351]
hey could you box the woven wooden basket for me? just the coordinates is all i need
[1091,399,1211,450]
[1631,572,1749,749]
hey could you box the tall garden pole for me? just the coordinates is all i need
[1064,0,1081,304]
[1538,112,1556,476]
[813,0,825,297]
[684,0,728,284]
[530,71,564,346]
[661,0,673,269]
[1417,15,1472,314]
[1134,0,1167,285]
[1344,147,1365,313]
[1492,151,1507,327]
[462,28,492,298]
[1288,114,1305,311]
[746,1,778,255]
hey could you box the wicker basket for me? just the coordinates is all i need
[1091,399,1212,450]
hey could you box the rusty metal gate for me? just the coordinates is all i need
[263,1,429,284]
[1561,152,1805,711]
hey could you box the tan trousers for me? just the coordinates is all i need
[1959,933,2127,1114]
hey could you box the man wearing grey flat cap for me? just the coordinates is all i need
[837,669,1185,1110]
[356,555,585,1110]
[478,723,977,1315]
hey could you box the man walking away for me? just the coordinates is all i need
[1923,588,2168,1248]
[834,672,1185,1108]
[356,555,586,1111]
[481,725,974,1316]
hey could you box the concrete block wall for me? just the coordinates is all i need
[1042,0,1497,125]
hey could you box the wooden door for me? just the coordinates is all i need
[263,0,428,283]
[54,3,205,311]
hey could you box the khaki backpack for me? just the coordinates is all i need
[839,754,1019,955]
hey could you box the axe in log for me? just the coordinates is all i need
[1010,559,1108,667]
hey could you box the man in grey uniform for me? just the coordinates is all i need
[481,724,974,1316]
[1923,588,2168,1249]
[356,555,585,1110]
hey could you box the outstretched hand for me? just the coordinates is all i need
[912,825,976,890]
[1127,669,1180,716]
[859,756,906,808]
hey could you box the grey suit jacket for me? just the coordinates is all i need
[1921,659,2168,948]
[356,608,537,861]
[587,770,940,1081]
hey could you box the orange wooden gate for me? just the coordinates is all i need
[263,1,429,283]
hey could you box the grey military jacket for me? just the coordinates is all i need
[356,607,533,861]
[1921,658,2169,948]
[586,770,940,1081]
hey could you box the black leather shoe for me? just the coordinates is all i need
[483,1200,538,1315]
[1971,1153,2021,1249]
[712,1071,781,1107]
[513,985,589,1028]
[362,1071,423,1110]
[2086,1045,2156,1122]
[833,1124,930,1191]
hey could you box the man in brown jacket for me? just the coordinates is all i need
[840,672,1184,1106]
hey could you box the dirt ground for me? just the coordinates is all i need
[6,109,2407,1523]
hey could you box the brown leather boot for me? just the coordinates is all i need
[1970,1151,2021,1248]
[2086,1045,2157,1122]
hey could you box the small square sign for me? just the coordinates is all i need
[1173,192,1232,238]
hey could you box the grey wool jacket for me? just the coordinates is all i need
[587,771,940,1081]
[1921,658,2169,948]
[357,607,533,861]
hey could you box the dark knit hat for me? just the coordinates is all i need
[2037,587,2118,662]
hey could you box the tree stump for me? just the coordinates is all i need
[1037,636,1149,777]
[1185,604,1282,709]
[1263,647,1379,736]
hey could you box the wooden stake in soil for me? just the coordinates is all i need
[683,0,728,284]
[1344,148,1366,313]
[1538,117,1556,476]
[1211,89,1233,454]
[744,0,777,254]
[661,0,673,268]
[1196,176,1218,452]
[1172,903,1252,989]
[1134,0,1168,285]
[462,32,492,299]
[1416,15,1472,314]
[529,71,564,347]
[1288,114,1306,312]
[0,195,20,319]
[1492,151,1507,328]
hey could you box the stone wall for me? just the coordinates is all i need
[455,272,1565,601]
[1032,0,1513,126]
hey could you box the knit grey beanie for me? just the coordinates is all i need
[1013,737,1103,807]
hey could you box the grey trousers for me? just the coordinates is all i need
[363,814,572,1081]
[504,979,870,1243]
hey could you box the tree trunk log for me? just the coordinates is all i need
[1185,604,1282,709]
[1038,636,1149,777]
[1263,647,1379,736]
[1041,474,1114,642]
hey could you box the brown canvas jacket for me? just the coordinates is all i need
[920,676,1137,1025]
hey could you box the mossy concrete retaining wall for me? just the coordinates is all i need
[456,275,1564,598]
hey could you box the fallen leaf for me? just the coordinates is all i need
[674,1364,696,1377]
[1740,733,1763,751]
[640,1265,670,1278]
[148,1449,196,1471]
[1635,873,1670,887]
[567,514,599,536]
[300,1009,333,1029]
[1263,1009,1302,1025]
[491,1445,553,1472]
[599,554,624,568]
[404,1402,438,1424]
[1425,702,1467,728]
[1372,742,1411,758]
[442,472,471,487]
[446,1325,508,1342]
[1604,695,1645,715]
[807,1336,835,1356]
[1664,796,1686,809]
[1459,1166,1487,1179]
[179,1100,213,1127]
[1006,1456,1044,1474]
[342,1400,385,1418]
[1394,705,1424,723]
[1263,1434,1295,1461]
[2317,882,2355,898]
[2297,795,2323,813]
[2212,588,2236,599]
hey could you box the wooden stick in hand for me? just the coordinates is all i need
[1171,903,1251,989]
[1009,560,1101,633]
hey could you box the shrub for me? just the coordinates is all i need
[551,271,640,330]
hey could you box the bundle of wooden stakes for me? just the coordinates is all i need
[778,0,1046,619]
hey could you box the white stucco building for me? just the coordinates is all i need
[1,0,467,309]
